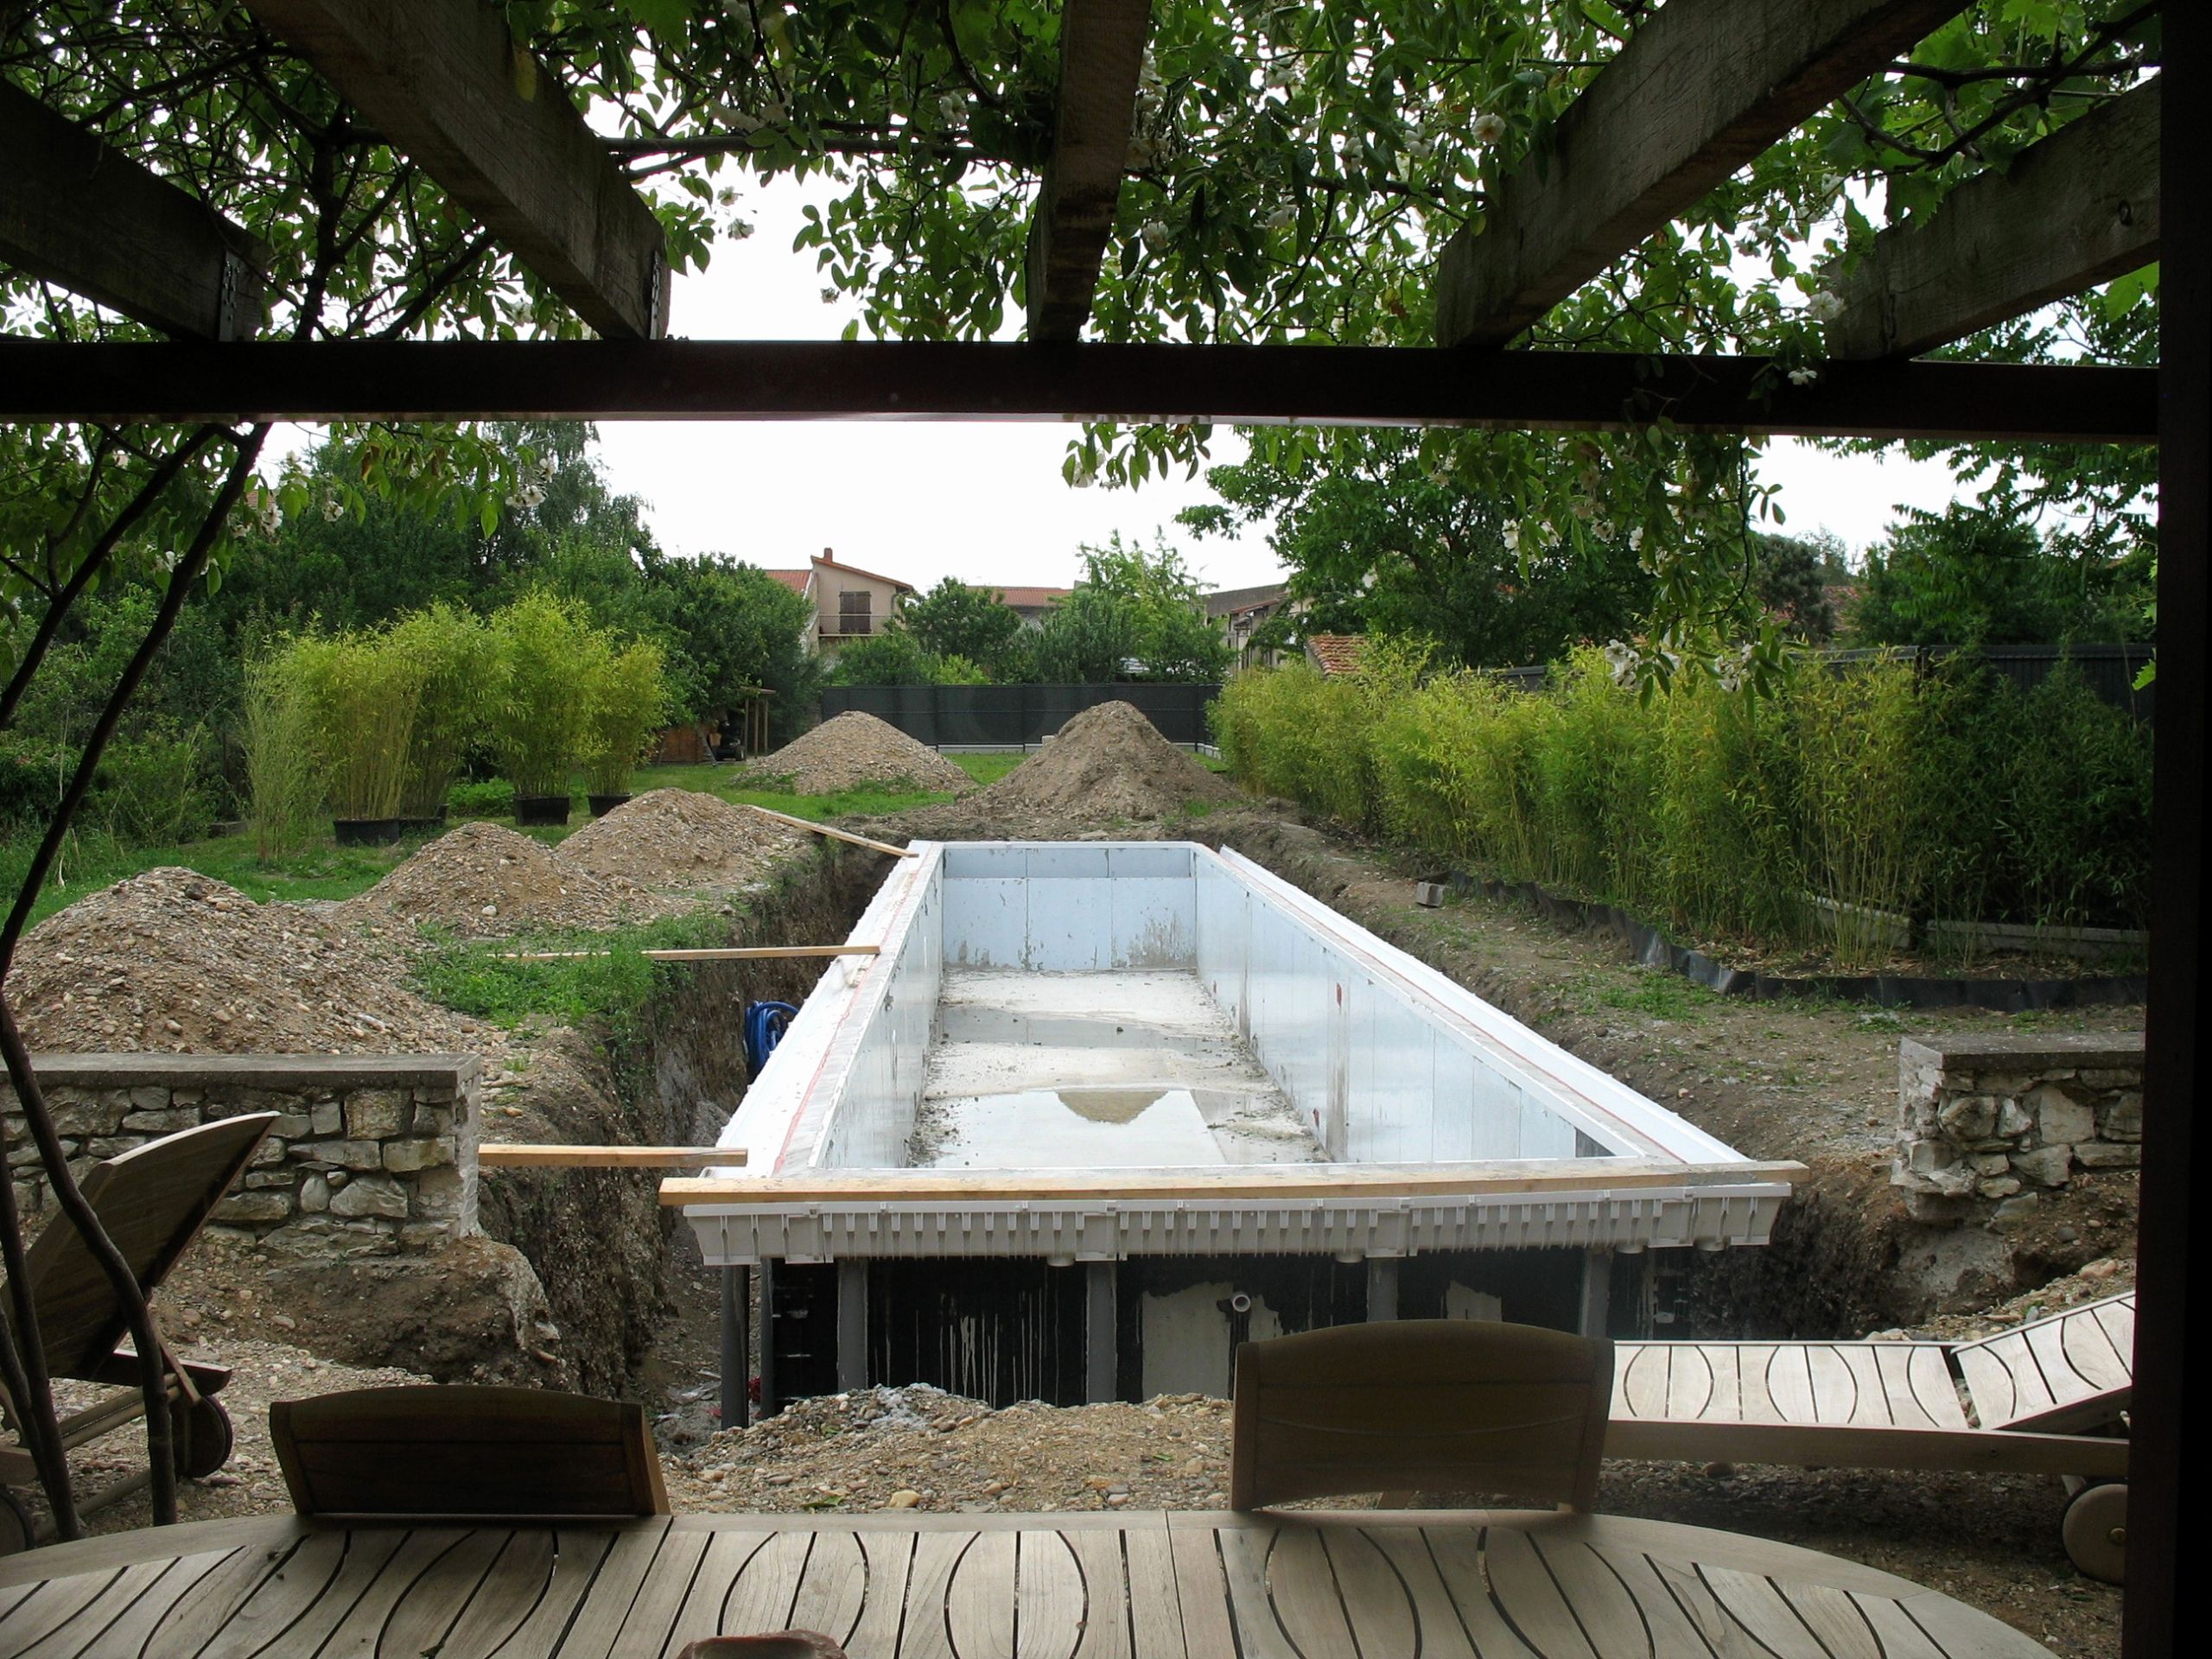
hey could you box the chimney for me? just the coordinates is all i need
[821,546,836,563]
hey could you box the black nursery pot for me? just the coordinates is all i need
[397,811,448,836]
[332,817,404,846]
[513,794,572,826]
[588,793,632,817]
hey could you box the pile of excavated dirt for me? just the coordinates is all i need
[338,820,664,939]
[889,700,1234,839]
[554,788,808,892]
[746,711,972,795]
[8,867,495,1056]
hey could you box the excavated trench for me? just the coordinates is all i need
[474,841,888,1397]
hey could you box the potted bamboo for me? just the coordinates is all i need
[581,638,671,816]
[391,601,488,834]
[486,590,595,826]
[285,630,425,843]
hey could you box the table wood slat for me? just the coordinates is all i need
[546,1519,673,1659]
[0,1511,2061,1659]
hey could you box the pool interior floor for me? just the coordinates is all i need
[907,969,1326,1169]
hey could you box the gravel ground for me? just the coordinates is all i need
[556,788,809,893]
[339,819,670,940]
[747,712,973,795]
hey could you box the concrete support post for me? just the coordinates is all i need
[1365,1257,1399,1321]
[836,1258,869,1393]
[1579,1249,1613,1338]
[1085,1262,1117,1403]
[757,1261,779,1417]
[719,1266,749,1430]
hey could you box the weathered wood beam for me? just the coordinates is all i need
[1026,0,1153,341]
[1435,0,1965,349]
[0,83,265,340]
[245,0,667,339]
[1827,79,2160,359]
[0,340,2156,444]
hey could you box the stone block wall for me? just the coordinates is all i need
[1891,1033,2142,1224]
[6,1054,480,1259]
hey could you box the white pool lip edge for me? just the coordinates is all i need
[677,840,1801,1264]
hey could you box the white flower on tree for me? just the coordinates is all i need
[1262,205,1295,232]
[1804,289,1846,323]
[1470,111,1506,144]
[1788,366,1820,385]
[1139,219,1173,252]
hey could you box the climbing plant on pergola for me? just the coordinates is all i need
[0,5,2191,1653]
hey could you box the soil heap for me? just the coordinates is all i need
[9,867,493,1055]
[339,820,660,939]
[893,700,1234,838]
[747,711,971,795]
[555,788,808,892]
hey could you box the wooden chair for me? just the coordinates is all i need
[270,1384,671,1521]
[2,1112,276,1550]
[1229,1319,1615,1512]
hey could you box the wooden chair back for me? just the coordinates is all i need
[17,1113,277,1380]
[270,1385,671,1521]
[1953,1292,2136,1434]
[1230,1319,1615,1512]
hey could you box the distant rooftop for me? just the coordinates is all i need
[1306,633,1367,677]
[1205,581,1290,618]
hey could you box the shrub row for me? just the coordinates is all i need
[1212,645,2152,963]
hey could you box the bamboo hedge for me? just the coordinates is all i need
[1213,645,2152,963]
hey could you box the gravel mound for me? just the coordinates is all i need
[747,711,971,795]
[9,867,494,1055]
[555,788,808,891]
[339,820,660,938]
[890,700,1233,838]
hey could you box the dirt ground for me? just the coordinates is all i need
[10,793,2139,1656]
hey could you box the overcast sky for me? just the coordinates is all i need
[273,175,1973,593]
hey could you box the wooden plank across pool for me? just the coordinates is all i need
[0,1509,2057,1657]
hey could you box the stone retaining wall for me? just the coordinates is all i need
[1891,1033,2142,1224]
[6,1053,480,1258]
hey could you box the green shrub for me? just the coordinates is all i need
[447,777,516,819]
[580,638,671,796]
[240,652,328,861]
[486,591,599,798]
[92,720,218,846]
[1790,656,1923,965]
[280,630,425,820]
[389,602,490,817]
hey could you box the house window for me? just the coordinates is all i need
[838,590,872,636]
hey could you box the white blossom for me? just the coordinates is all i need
[1594,519,1616,542]
[319,493,344,523]
[1470,111,1507,145]
[1139,219,1173,252]
[721,108,762,135]
[938,92,967,125]
[1628,525,1645,552]
[1804,289,1846,323]
[1071,458,1099,489]
[1788,366,1819,386]
[1604,640,1638,689]
[1402,133,1433,161]
[1262,204,1296,232]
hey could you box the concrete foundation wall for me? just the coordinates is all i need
[8,1052,480,1257]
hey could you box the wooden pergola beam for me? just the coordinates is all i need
[0,339,2155,444]
[0,83,266,340]
[1435,0,1963,349]
[1026,0,1153,341]
[245,0,668,340]
[1827,79,2160,359]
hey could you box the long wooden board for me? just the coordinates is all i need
[499,944,879,963]
[661,1156,1806,1206]
[478,1146,747,1169]
[743,803,916,859]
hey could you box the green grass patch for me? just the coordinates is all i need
[1574,967,1717,1022]
[409,913,734,1033]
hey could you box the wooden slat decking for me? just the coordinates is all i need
[0,1510,2056,1657]
[1954,1293,2135,1434]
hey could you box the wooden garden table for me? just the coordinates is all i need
[0,1507,2055,1657]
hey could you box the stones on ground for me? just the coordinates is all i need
[9,867,496,1058]
[747,711,973,795]
[554,787,808,891]
[339,820,659,940]
[890,700,1234,840]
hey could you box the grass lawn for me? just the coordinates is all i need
[10,753,1019,930]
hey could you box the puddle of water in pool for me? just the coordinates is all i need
[922,1087,1227,1167]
